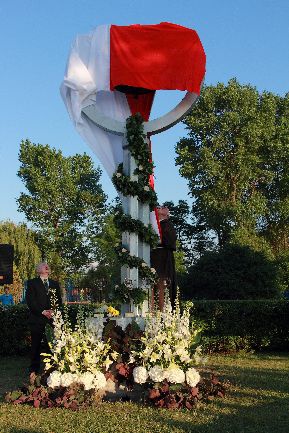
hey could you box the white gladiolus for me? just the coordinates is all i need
[148,365,165,382]
[47,370,62,388]
[165,367,185,384]
[133,366,148,384]
[186,368,201,387]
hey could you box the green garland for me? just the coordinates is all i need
[114,282,147,306]
[114,209,159,247]
[115,244,157,284]
[112,114,159,303]
[112,164,158,210]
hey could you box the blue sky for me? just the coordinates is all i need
[0,0,288,223]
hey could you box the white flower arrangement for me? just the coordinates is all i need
[43,305,118,390]
[131,295,203,387]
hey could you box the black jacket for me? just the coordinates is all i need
[26,277,62,328]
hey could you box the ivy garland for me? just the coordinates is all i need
[112,114,159,300]
[114,209,159,248]
[114,244,157,284]
[112,163,158,210]
[114,282,147,306]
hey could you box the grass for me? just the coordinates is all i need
[0,353,288,433]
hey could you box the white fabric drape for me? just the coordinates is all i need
[60,24,160,238]
[60,25,131,178]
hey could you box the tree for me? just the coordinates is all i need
[0,221,42,283]
[259,93,289,255]
[175,79,288,255]
[163,200,214,265]
[17,140,107,280]
[182,244,280,300]
[79,207,121,302]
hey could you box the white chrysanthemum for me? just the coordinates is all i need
[78,372,95,390]
[60,372,76,387]
[186,368,201,387]
[148,365,165,382]
[133,366,148,384]
[47,370,62,388]
[165,367,185,384]
[93,371,107,390]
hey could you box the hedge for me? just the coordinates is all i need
[0,300,288,356]
[191,300,289,353]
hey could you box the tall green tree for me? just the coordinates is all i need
[0,220,42,282]
[176,79,288,255]
[259,93,289,254]
[17,140,107,279]
[79,205,121,302]
[163,200,214,265]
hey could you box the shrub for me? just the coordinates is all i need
[191,300,289,352]
[182,245,280,300]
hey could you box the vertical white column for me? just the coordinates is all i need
[138,136,151,315]
[121,137,139,314]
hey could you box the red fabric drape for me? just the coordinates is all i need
[110,22,206,94]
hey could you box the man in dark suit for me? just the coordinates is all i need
[26,262,62,376]
[151,205,177,310]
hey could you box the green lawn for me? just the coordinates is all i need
[0,353,288,433]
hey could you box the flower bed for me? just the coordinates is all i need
[6,297,228,410]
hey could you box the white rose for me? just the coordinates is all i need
[150,268,156,273]
[121,248,127,253]
[47,370,62,388]
[133,366,148,384]
[165,367,185,384]
[116,172,122,178]
[141,262,148,267]
[148,365,165,382]
[143,186,150,191]
[138,165,143,171]
[93,371,107,390]
[186,368,201,387]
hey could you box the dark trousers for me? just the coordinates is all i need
[29,326,50,374]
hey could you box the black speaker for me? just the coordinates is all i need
[0,244,14,285]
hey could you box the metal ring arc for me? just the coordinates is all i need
[81,91,199,136]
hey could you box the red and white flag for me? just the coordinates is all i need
[61,22,206,236]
